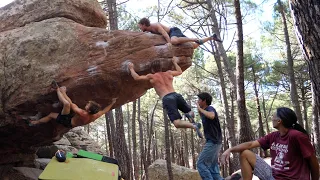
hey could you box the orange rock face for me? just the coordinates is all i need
[0,0,194,163]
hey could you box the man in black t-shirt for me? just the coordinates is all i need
[196,92,223,180]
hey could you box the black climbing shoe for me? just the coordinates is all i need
[51,80,59,89]
[212,34,222,42]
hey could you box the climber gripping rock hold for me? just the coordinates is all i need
[26,85,117,128]
[128,56,203,138]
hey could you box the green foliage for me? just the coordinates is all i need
[85,0,314,172]
[273,0,291,19]
[118,5,140,31]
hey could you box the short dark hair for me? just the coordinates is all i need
[88,101,101,114]
[197,92,212,105]
[139,17,150,26]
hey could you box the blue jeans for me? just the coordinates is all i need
[197,140,223,180]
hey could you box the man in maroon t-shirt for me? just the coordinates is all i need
[220,107,319,180]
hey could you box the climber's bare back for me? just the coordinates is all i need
[71,111,97,127]
[146,23,171,34]
[147,72,175,98]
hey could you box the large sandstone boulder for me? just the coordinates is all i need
[57,127,105,154]
[36,127,102,158]
[0,0,107,33]
[0,166,42,180]
[13,167,43,180]
[34,158,51,170]
[0,0,194,165]
[148,159,202,180]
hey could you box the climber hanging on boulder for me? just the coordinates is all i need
[138,17,222,49]
[26,81,117,128]
[128,57,203,138]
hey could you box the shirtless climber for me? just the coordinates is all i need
[128,56,203,138]
[27,85,116,128]
[138,17,222,49]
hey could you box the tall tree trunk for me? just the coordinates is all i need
[144,128,148,180]
[144,112,150,180]
[229,90,238,172]
[183,129,190,168]
[206,1,239,143]
[212,47,237,172]
[138,98,147,180]
[157,0,160,22]
[261,86,271,134]
[163,108,173,180]
[222,119,230,176]
[206,0,237,94]
[230,90,236,136]
[126,104,133,180]
[289,0,320,122]
[312,84,320,155]
[152,132,155,162]
[106,112,115,157]
[265,86,280,135]
[155,131,159,160]
[105,0,118,160]
[146,101,158,168]
[177,137,183,166]
[278,0,303,126]
[187,97,196,169]
[114,107,131,180]
[170,126,175,164]
[234,0,254,143]
[252,65,267,157]
[190,129,196,169]
[301,84,309,132]
[103,122,109,155]
[106,0,118,30]
[206,0,241,147]
[131,101,139,180]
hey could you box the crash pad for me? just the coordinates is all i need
[39,157,119,180]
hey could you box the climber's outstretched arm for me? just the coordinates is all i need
[91,98,117,120]
[168,56,182,77]
[128,62,151,81]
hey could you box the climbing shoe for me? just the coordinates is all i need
[212,34,222,42]
[51,80,59,89]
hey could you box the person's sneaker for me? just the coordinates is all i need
[185,113,195,123]
[193,123,203,138]
[212,34,223,42]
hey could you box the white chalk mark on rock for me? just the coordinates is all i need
[87,65,98,76]
[96,41,109,56]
